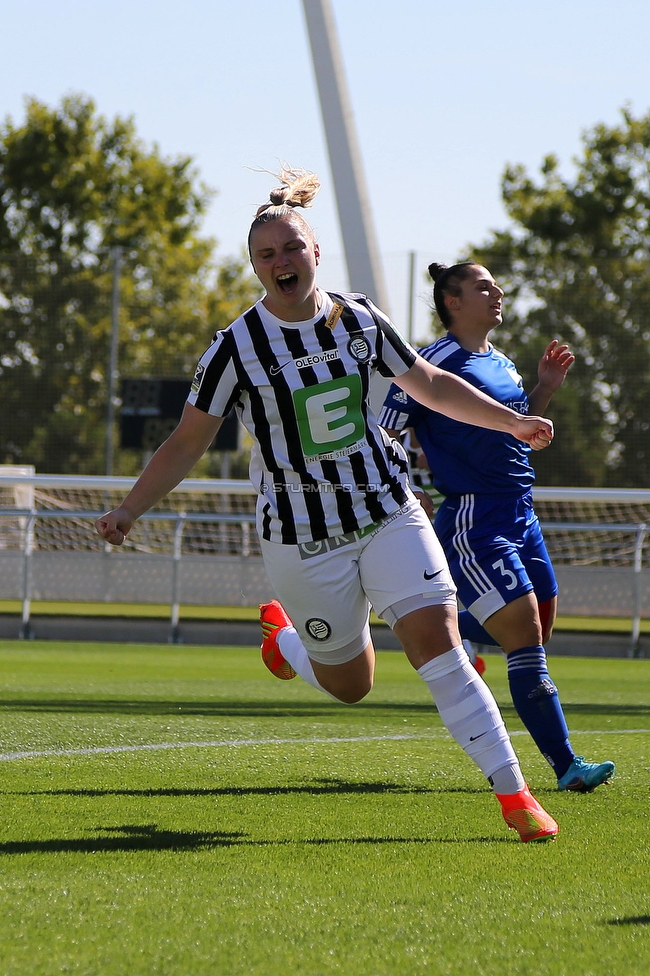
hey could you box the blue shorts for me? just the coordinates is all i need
[434,490,558,625]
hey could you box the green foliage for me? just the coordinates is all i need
[0,94,260,474]
[467,107,650,486]
[0,643,648,975]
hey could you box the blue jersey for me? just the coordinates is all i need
[377,334,535,496]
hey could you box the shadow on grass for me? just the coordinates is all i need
[10,777,443,799]
[0,822,513,855]
[1,698,649,719]
[0,699,436,717]
[606,915,650,926]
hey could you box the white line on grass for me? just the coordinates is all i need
[0,728,648,763]
[0,733,443,763]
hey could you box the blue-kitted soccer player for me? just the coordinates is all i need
[379,261,615,793]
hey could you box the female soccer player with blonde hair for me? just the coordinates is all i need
[96,170,560,841]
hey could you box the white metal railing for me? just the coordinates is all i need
[2,508,258,643]
[0,474,255,494]
[541,521,647,656]
[1,474,650,652]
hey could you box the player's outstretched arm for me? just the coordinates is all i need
[397,356,554,449]
[95,404,224,546]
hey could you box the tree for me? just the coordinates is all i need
[0,94,261,474]
[466,106,650,487]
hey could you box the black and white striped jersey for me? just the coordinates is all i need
[187,290,417,544]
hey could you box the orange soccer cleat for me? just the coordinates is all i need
[497,784,559,843]
[260,600,296,680]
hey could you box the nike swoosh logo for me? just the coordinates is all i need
[469,731,490,741]
[270,361,292,376]
[423,569,444,580]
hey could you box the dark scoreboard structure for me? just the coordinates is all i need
[119,378,239,452]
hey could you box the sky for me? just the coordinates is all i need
[3,0,650,341]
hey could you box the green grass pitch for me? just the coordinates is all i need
[0,641,649,975]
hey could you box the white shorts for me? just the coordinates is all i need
[260,496,456,664]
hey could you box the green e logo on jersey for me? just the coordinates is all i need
[293,375,365,459]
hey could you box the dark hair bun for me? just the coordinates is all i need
[427,262,449,283]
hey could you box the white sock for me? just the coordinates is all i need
[278,627,331,696]
[417,646,525,793]
[489,764,526,795]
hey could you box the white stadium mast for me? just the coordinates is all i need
[301,0,390,312]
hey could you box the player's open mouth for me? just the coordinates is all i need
[277,273,298,293]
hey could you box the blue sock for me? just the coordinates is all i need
[507,645,574,778]
[458,610,499,647]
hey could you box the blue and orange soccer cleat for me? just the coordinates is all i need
[260,600,296,680]
[497,784,559,843]
[557,756,615,793]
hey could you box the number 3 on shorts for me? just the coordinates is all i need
[492,557,518,590]
[293,375,365,458]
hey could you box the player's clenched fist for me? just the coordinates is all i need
[95,507,134,546]
[529,425,554,451]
